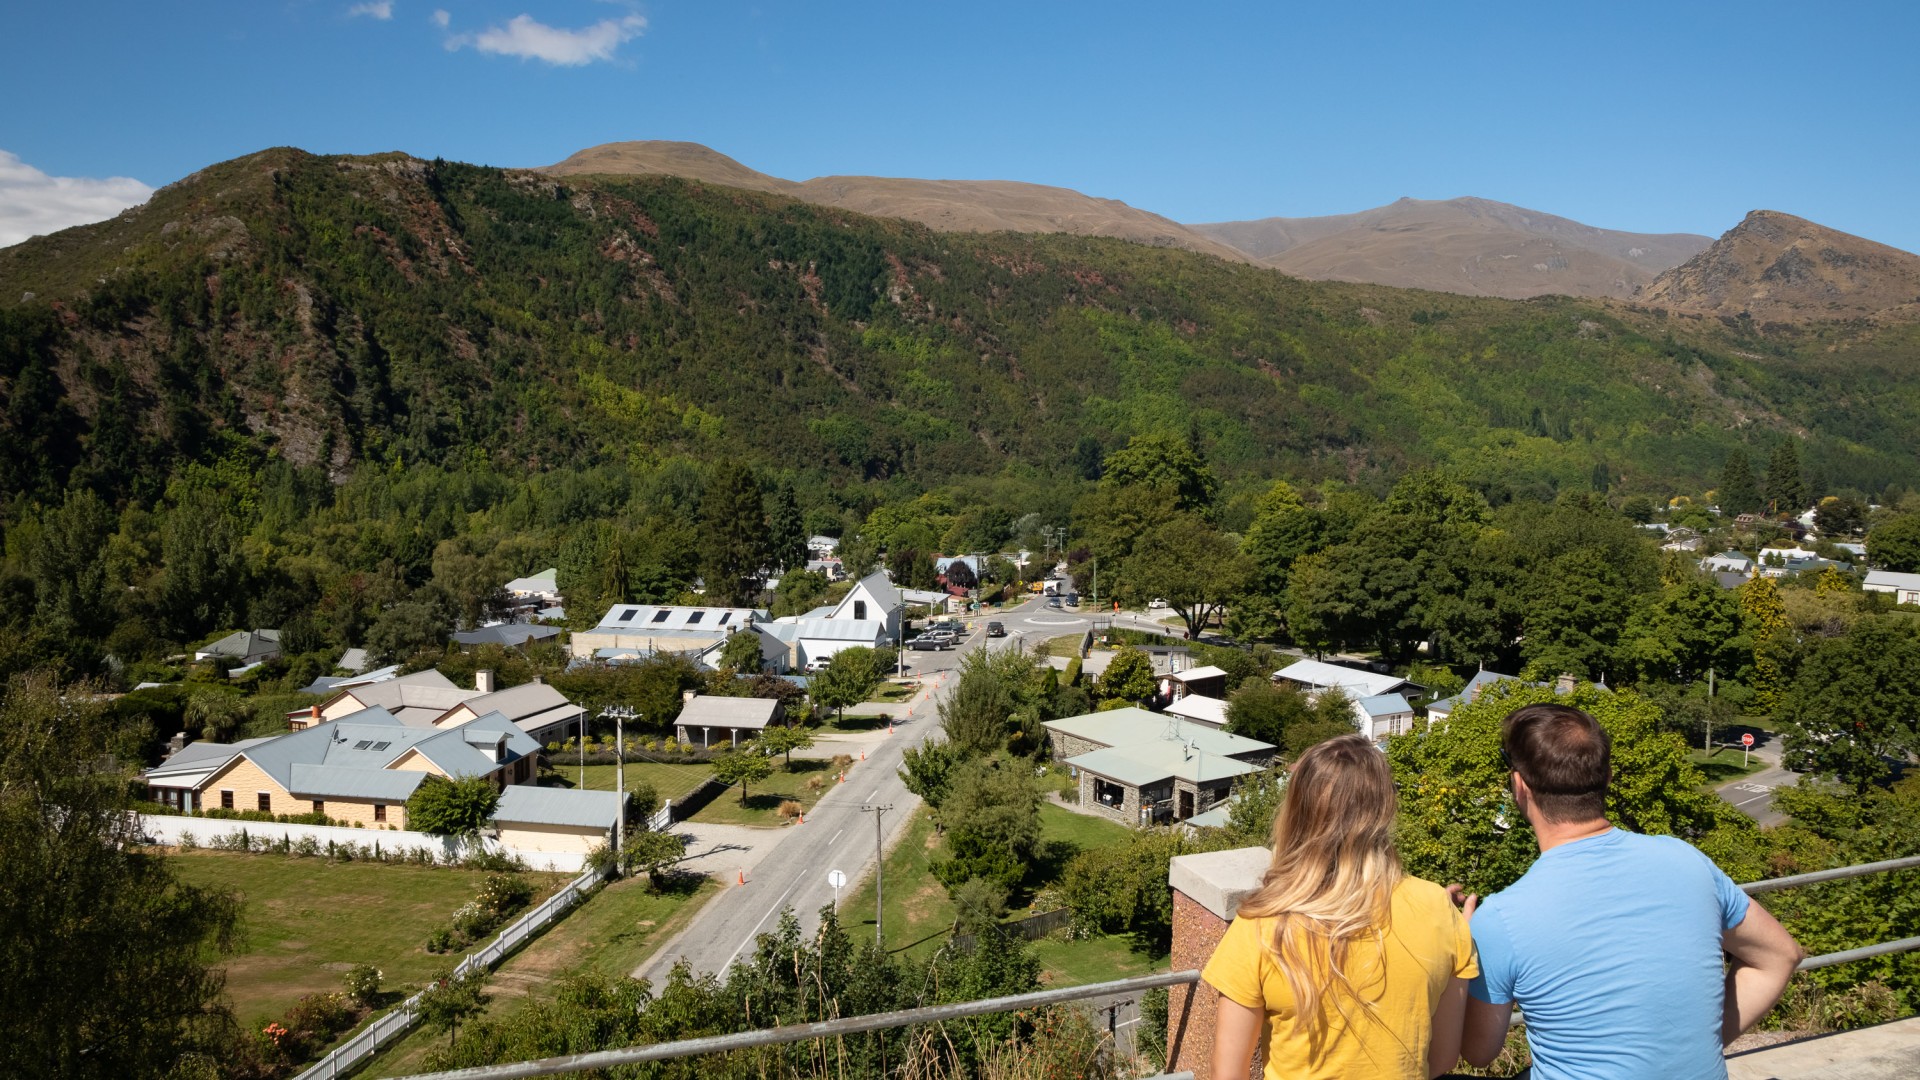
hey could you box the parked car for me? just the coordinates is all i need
[1147,598,1168,609]
[986,621,1006,637]
[909,631,956,651]
[1065,594,1081,608]
[805,657,834,672]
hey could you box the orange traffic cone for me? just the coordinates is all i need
[796,811,804,824]
[860,750,866,761]
[737,869,746,886]
[838,771,845,783]
[888,720,895,734]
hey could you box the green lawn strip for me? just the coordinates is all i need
[689,757,840,826]
[1690,747,1770,785]
[168,850,568,1028]
[363,874,722,1078]
[541,761,713,801]
[1043,634,1084,658]
[1027,933,1164,989]
[869,682,920,704]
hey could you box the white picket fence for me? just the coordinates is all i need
[291,860,610,1080]
[136,814,595,873]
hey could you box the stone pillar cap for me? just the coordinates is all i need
[1169,846,1271,921]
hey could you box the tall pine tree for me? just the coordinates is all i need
[1765,437,1808,513]
[699,461,768,607]
[765,479,807,574]
[1718,449,1762,515]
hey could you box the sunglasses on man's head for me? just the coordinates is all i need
[1500,747,1512,771]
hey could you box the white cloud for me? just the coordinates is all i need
[348,1,394,19]
[431,8,450,28]
[0,151,154,249]
[448,12,647,66]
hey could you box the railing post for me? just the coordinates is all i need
[1166,847,1270,1080]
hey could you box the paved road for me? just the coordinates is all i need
[1713,730,1798,828]
[636,596,1061,984]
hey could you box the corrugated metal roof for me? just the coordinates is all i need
[678,695,781,729]
[1357,693,1413,717]
[1068,744,1260,787]
[288,764,426,800]
[451,624,562,647]
[1171,666,1229,682]
[1165,695,1229,726]
[495,785,622,829]
[1271,659,1418,700]
[1043,707,1270,758]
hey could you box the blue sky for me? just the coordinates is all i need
[4,1,1918,251]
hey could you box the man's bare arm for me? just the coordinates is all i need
[1461,996,1514,1068]
[1721,899,1803,1044]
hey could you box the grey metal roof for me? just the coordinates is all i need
[1171,666,1229,683]
[288,764,426,801]
[451,624,563,647]
[836,571,901,618]
[1068,743,1260,787]
[1271,659,1419,700]
[781,617,888,643]
[495,785,622,829]
[1164,695,1228,726]
[1044,707,1272,758]
[590,604,766,633]
[1864,570,1920,591]
[1357,693,1413,717]
[677,695,781,730]
[198,630,283,661]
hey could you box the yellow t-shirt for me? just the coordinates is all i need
[1200,876,1479,1080]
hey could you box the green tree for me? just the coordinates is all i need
[0,673,242,1078]
[405,775,501,837]
[1613,572,1744,686]
[1766,437,1808,513]
[932,759,1041,892]
[366,598,448,664]
[1741,575,1791,711]
[938,647,1023,755]
[1620,495,1655,524]
[719,630,765,674]
[809,647,885,721]
[1719,448,1762,515]
[698,461,767,607]
[1124,515,1253,640]
[620,829,689,890]
[711,749,774,805]
[1221,767,1286,844]
[184,687,251,743]
[418,967,489,1047]
[756,722,813,768]
[1778,617,1920,791]
[1099,431,1217,515]
[766,480,807,574]
[899,738,965,814]
[1097,646,1156,704]
[1866,513,1920,573]
[1815,496,1868,538]
[29,488,120,640]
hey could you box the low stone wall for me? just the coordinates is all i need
[133,814,594,873]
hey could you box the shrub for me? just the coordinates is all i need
[425,927,456,953]
[776,800,802,820]
[292,835,321,857]
[806,776,825,793]
[176,830,199,851]
[832,753,853,771]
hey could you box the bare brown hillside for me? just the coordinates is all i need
[1192,197,1711,300]
[1637,210,1920,322]
[541,140,1249,261]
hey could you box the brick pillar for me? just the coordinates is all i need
[1167,846,1271,1079]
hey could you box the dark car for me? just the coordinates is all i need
[908,635,946,651]
[986,621,1006,637]
[1064,594,1081,608]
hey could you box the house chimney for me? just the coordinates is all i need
[309,704,321,722]
[1555,672,1578,695]
[682,689,697,705]
[476,669,496,694]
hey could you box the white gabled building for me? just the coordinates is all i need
[1864,570,1920,606]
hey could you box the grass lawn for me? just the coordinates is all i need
[362,874,720,1078]
[541,761,712,802]
[1029,932,1164,988]
[1691,746,1770,784]
[690,757,840,826]
[1043,634,1084,658]
[870,681,920,704]
[168,850,568,1026]
[817,711,898,733]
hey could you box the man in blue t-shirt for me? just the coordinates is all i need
[1455,704,1803,1079]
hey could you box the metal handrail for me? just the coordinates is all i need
[397,969,1200,1080]
[388,852,1920,1080]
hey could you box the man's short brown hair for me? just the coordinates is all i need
[1501,703,1610,823]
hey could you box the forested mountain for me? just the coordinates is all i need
[3,147,1919,509]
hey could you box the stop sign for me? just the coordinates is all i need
[1741,733,1755,748]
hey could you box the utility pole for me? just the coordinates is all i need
[1704,667,1715,753]
[602,706,639,863]
[858,803,893,949]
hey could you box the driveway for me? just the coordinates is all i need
[1713,729,1798,829]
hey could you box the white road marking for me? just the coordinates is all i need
[868,789,879,801]
[830,829,843,844]
[1732,788,1775,809]
[724,877,804,970]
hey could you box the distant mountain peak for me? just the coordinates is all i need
[1638,210,1920,322]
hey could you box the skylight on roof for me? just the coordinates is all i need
[372,741,391,751]
[353,740,373,750]
[652,610,670,623]
[620,608,639,621]
[686,611,703,624]
[719,612,732,624]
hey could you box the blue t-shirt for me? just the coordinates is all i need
[1469,829,1750,1080]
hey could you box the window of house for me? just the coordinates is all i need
[312,800,325,815]
[220,790,234,810]
[372,741,391,751]
[374,803,386,823]
[257,792,271,812]
[686,611,703,624]
[353,740,373,750]
[853,601,867,621]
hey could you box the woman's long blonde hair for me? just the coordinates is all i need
[1233,734,1403,1052]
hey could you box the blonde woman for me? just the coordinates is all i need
[1203,735,1476,1079]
